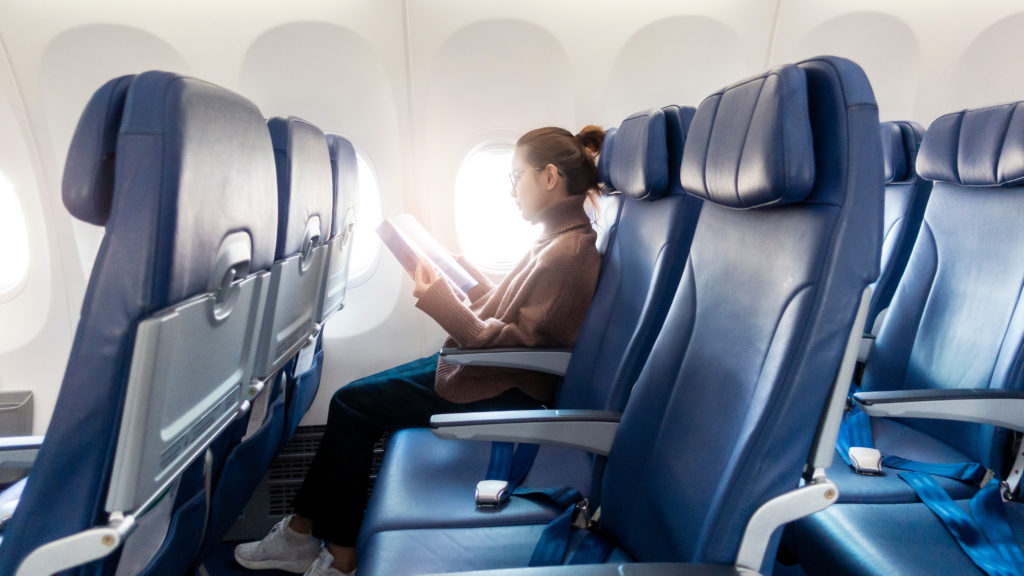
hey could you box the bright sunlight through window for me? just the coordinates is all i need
[0,171,30,294]
[454,144,541,272]
[348,152,383,282]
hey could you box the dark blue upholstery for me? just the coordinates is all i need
[198,117,335,565]
[282,134,359,442]
[0,72,278,576]
[682,64,816,209]
[597,127,617,188]
[326,133,357,239]
[917,102,1024,187]
[267,116,334,259]
[792,499,1024,575]
[61,74,134,226]
[358,56,882,575]
[356,106,703,550]
[792,100,1024,575]
[868,121,931,332]
[607,109,669,199]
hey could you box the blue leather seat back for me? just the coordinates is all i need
[862,102,1024,471]
[559,106,702,412]
[0,72,278,575]
[593,127,621,255]
[867,121,931,332]
[321,133,359,314]
[198,117,335,563]
[268,117,334,260]
[600,57,881,565]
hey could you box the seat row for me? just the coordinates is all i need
[5,53,1022,576]
[0,72,360,576]
[348,55,882,575]
[352,64,1024,576]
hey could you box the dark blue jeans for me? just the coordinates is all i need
[291,353,543,546]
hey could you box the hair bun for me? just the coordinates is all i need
[576,125,606,155]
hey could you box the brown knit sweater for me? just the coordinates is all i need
[415,194,600,404]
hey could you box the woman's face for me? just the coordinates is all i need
[510,146,547,222]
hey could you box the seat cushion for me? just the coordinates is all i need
[360,523,632,576]
[829,417,981,503]
[792,499,1024,576]
[358,428,594,551]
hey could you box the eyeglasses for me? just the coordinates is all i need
[509,167,544,188]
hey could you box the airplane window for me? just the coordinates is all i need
[454,143,541,272]
[0,171,30,294]
[347,151,383,283]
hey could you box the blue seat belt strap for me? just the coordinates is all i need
[971,480,1024,570]
[569,532,614,565]
[836,405,987,483]
[484,441,513,480]
[883,456,988,484]
[835,404,874,467]
[485,442,541,491]
[899,472,1024,576]
[522,486,583,567]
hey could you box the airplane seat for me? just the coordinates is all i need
[356,56,882,575]
[355,105,704,551]
[791,100,1024,576]
[0,71,279,576]
[865,120,931,335]
[195,116,334,565]
[280,134,359,446]
[592,126,621,255]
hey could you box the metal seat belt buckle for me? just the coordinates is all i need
[475,480,510,508]
[848,447,883,475]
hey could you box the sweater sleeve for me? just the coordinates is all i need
[416,241,599,349]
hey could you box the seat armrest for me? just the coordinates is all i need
[854,389,1024,432]
[423,563,757,576]
[440,347,573,376]
[430,410,621,456]
[0,435,44,470]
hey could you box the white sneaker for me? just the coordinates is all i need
[234,516,322,573]
[304,548,355,576]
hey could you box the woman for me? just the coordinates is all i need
[235,126,604,576]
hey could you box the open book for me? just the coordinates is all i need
[376,215,479,297]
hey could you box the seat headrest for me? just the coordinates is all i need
[917,102,1024,187]
[681,64,815,209]
[881,122,907,183]
[880,120,924,184]
[663,104,695,196]
[597,127,616,189]
[326,134,358,237]
[62,75,135,225]
[268,117,334,259]
[607,109,669,200]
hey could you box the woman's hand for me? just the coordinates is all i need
[413,258,440,299]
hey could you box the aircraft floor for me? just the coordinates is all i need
[201,541,298,576]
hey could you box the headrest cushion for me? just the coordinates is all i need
[62,75,135,225]
[608,109,669,200]
[681,64,815,209]
[881,122,907,183]
[326,134,358,237]
[917,102,1024,187]
[663,104,695,197]
[597,127,616,190]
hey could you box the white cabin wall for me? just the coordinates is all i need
[0,40,73,436]
[1,0,1023,432]
[770,0,1024,124]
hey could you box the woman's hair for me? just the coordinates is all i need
[575,125,605,156]
[516,126,605,203]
